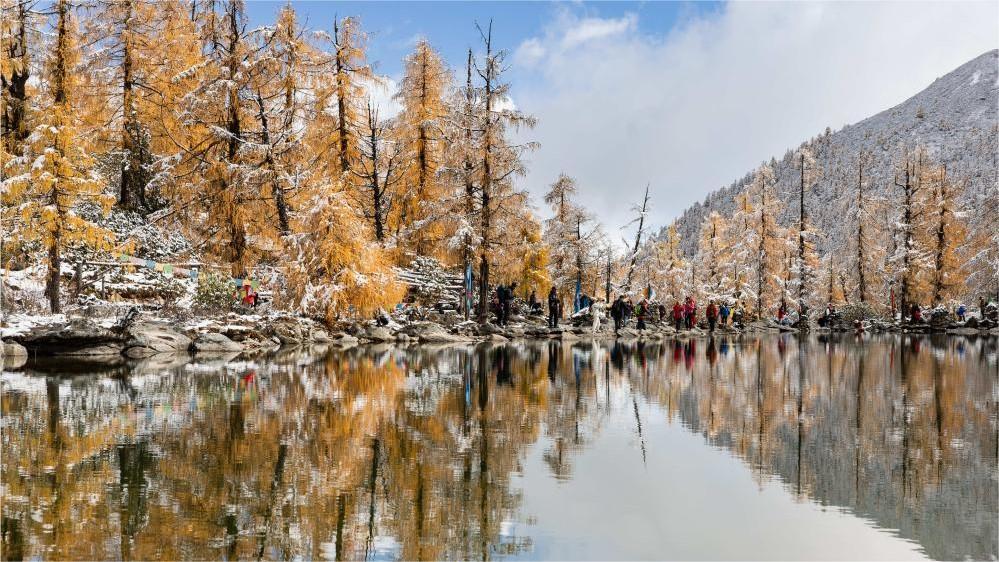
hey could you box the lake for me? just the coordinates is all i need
[1,335,996,560]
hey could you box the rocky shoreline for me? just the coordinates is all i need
[2,307,997,370]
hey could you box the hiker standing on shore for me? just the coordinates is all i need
[548,287,561,328]
[611,295,625,332]
[706,300,718,332]
[672,300,684,330]
[637,298,650,330]
[591,298,606,334]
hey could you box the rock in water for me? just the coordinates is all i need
[192,332,242,352]
[364,326,395,342]
[11,318,125,356]
[124,323,193,357]
[2,340,28,358]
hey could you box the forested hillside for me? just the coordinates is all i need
[1,0,995,324]
[665,50,998,314]
[1,0,555,321]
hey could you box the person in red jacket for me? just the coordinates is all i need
[706,300,718,332]
[684,297,697,329]
[672,301,684,331]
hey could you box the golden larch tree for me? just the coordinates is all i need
[1,0,113,312]
[394,39,451,260]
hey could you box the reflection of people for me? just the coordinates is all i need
[705,338,717,365]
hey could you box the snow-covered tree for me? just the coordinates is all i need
[926,165,968,306]
[737,162,786,318]
[844,149,886,306]
[791,146,821,315]
[656,223,688,302]
[621,184,650,296]
[695,211,730,300]
[888,147,933,316]
[251,4,321,235]
[354,100,402,243]
[1,0,114,312]
[393,40,451,260]
[1,0,35,160]
[726,192,754,304]
[284,184,403,322]
[543,173,596,304]
[472,21,536,322]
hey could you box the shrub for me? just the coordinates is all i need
[839,302,881,323]
[193,273,234,314]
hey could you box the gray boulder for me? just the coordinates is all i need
[267,317,307,344]
[364,326,395,342]
[311,328,332,343]
[124,323,193,357]
[12,318,125,356]
[3,340,28,357]
[330,333,359,347]
[192,332,243,352]
[476,322,505,336]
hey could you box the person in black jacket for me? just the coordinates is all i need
[547,287,561,328]
[611,296,624,332]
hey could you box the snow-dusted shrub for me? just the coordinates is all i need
[193,273,234,314]
[839,302,881,323]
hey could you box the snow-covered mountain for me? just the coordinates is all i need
[669,49,998,257]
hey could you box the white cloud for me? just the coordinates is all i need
[511,2,999,242]
[560,13,637,49]
[515,38,546,68]
[362,75,402,118]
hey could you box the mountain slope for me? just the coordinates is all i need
[670,49,998,262]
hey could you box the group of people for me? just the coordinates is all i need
[496,282,754,335]
[906,297,996,324]
[494,281,519,326]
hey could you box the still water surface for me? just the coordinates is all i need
[1,335,997,560]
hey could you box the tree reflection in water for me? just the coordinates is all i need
[1,335,996,560]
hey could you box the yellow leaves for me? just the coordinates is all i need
[393,40,452,261]
[284,187,404,322]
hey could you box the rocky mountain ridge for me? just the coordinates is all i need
[669,50,998,260]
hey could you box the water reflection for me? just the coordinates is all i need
[1,335,996,560]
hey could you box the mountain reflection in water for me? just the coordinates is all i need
[1,335,996,561]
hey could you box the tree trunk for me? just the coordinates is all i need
[604,253,611,302]
[47,0,69,313]
[118,0,147,211]
[898,164,913,319]
[623,184,649,295]
[477,30,494,324]
[461,49,475,321]
[797,153,807,313]
[1,1,30,156]
[931,166,947,305]
[255,92,290,235]
[856,156,866,303]
[334,20,350,175]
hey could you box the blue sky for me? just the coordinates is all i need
[245,1,997,237]
[246,1,722,78]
